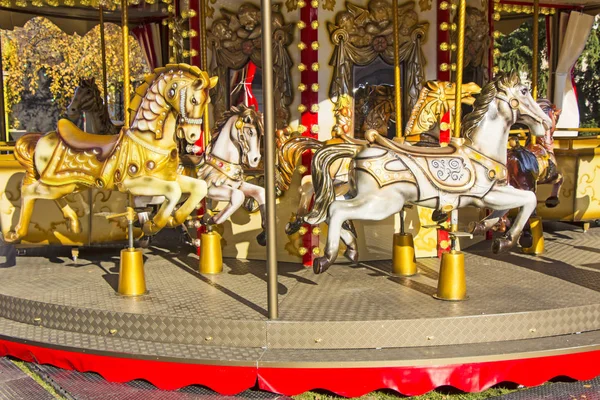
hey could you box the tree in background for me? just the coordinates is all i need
[574,16,600,130]
[494,17,549,99]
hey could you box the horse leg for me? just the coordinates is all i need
[468,209,509,236]
[481,185,538,253]
[315,187,408,274]
[7,182,77,242]
[122,177,182,235]
[54,199,82,234]
[545,172,563,208]
[239,181,267,246]
[286,176,314,235]
[167,176,208,227]
[206,185,245,225]
[340,225,359,264]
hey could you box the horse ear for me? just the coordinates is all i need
[209,76,218,89]
[90,77,95,84]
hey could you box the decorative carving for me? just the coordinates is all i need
[354,84,395,137]
[463,7,490,86]
[208,3,294,129]
[328,0,428,136]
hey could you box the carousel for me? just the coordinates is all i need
[0,0,600,395]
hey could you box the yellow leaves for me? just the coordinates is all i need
[2,16,149,112]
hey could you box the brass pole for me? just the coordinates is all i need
[260,0,279,319]
[453,0,467,138]
[532,0,540,100]
[199,0,210,146]
[121,0,130,128]
[0,31,6,142]
[392,0,402,137]
[99,6,109,107]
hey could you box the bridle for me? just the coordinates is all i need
[495,86,545,127]
[178,88,204,125]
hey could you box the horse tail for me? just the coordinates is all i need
[304,143,362,225]
[14,133,42,186]
[277,136,323,193]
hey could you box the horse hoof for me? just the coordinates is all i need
[545,196,560,208]
[3,231,20,244]
[313,256,331,274]
[519,232,533,248]
[344,247,359,264]
[142,221,160,236]
[468,221,487,236]
[492,236,514,254]
[432,210,448,223]
[285,219,303,235]
[256,231,267,246]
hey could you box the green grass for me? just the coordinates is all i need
[10,358,66,399]
[294,385,519,399]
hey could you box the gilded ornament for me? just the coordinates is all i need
[311,41,319,50]
[298,63,307,71]
[311,125,320,133]
[311,0,318,7]
[298,104,307,113]
[311,62,319,71]
[311,104,320,113]
[298,42,307,50]
[298,83,307,91]
[311,21,319,29]
[311,83,319,92]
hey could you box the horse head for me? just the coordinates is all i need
[232,105,263,168]
[165,68,218,144]
[495,72,552,138]
[67,77,101,121]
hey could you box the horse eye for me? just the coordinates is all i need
[521,88,528,95]
[191,97,197,105]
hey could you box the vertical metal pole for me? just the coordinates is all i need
[0,31,6,142]
[121,0,131,128]
[199,0,211,146]
[260,0,278,319]
[532,0,540,100]
[453,0,467,138]
[392,0,402,136]
[99,6,109,107]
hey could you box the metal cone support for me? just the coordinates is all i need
[523,216,545,255]
[392,209,417,276]
[434,210,469,301]
[200,228,223,274]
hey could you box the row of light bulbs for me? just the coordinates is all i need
[0,0,169,8]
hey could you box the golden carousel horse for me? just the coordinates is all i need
[304,72,552,274]
[5,64,217,243]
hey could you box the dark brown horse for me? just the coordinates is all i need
[506,98,563,208]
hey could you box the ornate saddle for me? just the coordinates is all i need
[56,119,121,161]
[365,129,457,156]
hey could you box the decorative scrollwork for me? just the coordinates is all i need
[328,0,429,136]
[208,3,294,129]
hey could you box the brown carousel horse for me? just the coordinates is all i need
[5,64,217,243]
[66,77,122,135]
[507,99,563,208]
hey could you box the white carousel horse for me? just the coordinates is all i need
[67,77,122,135]
[303,72,553,274]
[5,64,217,243]
[182,105,266,245]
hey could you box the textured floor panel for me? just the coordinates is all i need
[33,363,287,400]
[1,223,600,349]
[0,358,54,400]
[497,376,600,399]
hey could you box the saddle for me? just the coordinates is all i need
[56,119,121,161]
[365,129,457,156]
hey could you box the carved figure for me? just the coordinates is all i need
[304,72,552,274]
[208,3,293,128]
[66,77,121,135]
[5,64,217,243]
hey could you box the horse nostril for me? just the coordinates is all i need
[253,157,259,163]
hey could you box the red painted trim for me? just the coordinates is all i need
[1,338,600,396]
[0,339,256,394]
[300,4,320,267]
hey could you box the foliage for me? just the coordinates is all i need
[293,386,519,400]
[574,17,600,132]
[494,17,549,99]
[1,17,149,117]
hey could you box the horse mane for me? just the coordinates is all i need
[462,72,520,139]
[79,78,103,110]
[128,63,210,121]
[210,104,263,147]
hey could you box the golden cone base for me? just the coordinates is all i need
[200,231,223,274]
[522,216,544,255]
[434,250,467,301]
[392,233,417,276]
[118,248,147,296]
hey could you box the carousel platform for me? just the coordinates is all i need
[0,222,600,396]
